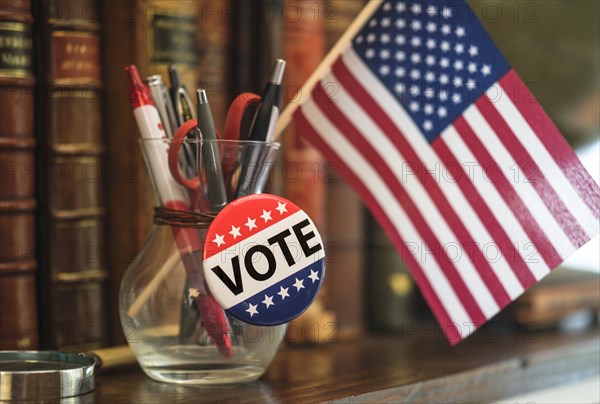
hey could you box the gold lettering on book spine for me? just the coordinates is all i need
[0,22,33,79]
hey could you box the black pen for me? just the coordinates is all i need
[197,89,227,212]
[168,64,196,126]
[236,59,286,197]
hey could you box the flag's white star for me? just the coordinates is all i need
[455,43,465,54]
[424,104,434,115]
[394,83,405,94]
[366,33,376,43]
[425,88,435,99]
[469,45,479,57]
[394,67,405,77]
[245,217,257,231]
[381,18,391,27]
[308,270,320,283]
[466,79,477,90]
[426,22,437,33]
[410,53,421,64]
[380,49,390,59]
[246,303,258,317]
[425,71,435,82]
[396,2,406,13]
[443,7,453,18]
[481,64,492,76]
[439,74,449,85]
[411,3,421,14]
[440,41,450,52]
[454,60,464,71]
[260,209,272,222]
[262,294,274,308]
[409,101,420,112]
[380,65,390,75]
[213,233,225,247]
[468,62,478,73]
[426,38,436,49]
[423,120,433,131]
[369,18,377,27]
[410,85,420,96]
[411,20,421,31]
[426,55,436,66]
[278,286,290,300]
[453,76,463,87]
[355,35,363,44]
[381,34,390,44]
[229,225,241,239]
[395,18,405,29]
[440,57,450,68]
[395,35,406,45]
[441,24,451,35]
[410,36,422,47]
[365,49,375,59]
[410,69,421,80]
[383,2,392,11]
[395,50,405,61]
[275,202,287,215]
[426,5,437,16]
[439,90,449,102]
[452,93,462,104]
[456,26,466,37]
[293,278,305,291]
[438,107,448,118]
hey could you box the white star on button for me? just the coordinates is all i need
[245,217,257,231]
[278,286,290,300]
[482,65,492,76]
[213,233,225,247]
[293,278,305,291]
[262,294,274,308]
[246,303,259,317]
[260,209,272,222]
[229,225,241,239]
[276,202,287,215]
[308,270,320,283]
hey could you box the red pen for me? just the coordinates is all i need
[126,65,233,358]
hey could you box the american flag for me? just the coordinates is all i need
[292,0,600,343]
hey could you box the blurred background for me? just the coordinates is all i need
[0,0,598,352]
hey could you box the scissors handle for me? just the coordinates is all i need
[169,119,201,191]
[223,92,261,140]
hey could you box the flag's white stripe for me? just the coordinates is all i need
[342,48,524,299]
[490,88,598,238]
[325,70,499,316]
[443,126,551,280]
[464,106,575,258]
[300,96,473,337]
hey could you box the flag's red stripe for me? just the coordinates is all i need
[432,139,538,289]
[500,70,600,219]
[453,116,563,269]
[294,108,463,344]
[310,82,488,326]
[331,59,511,309]
[476,96,589,248]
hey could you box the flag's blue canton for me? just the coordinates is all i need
[353,0,510,142]
[227,259,325,326]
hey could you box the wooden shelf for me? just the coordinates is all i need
[93,328,599,403]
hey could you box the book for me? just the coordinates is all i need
[102,0,202,344]
[0,0,39,350]
[323,0,366,340]
[35,0,110,350]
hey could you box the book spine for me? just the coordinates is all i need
[0,0,39,350]
[36,0,110,350]
[102,0,200,344]
[323,0,366,340]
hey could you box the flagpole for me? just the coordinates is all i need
[274,0,383,140]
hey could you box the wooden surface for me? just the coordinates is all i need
[90,327,599,403]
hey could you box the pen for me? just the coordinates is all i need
[196,89,228,212]
[126,65,233,358]
[168,64,196,126]
[236,59,286,197]
[145,74,178,137]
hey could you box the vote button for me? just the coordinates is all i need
[203,194,326,326]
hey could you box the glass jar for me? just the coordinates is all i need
[119,139,286,385]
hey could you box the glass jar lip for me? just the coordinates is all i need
[139,137,281,148]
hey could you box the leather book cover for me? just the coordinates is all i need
[36,0,110,350]
[0,0,39,350]
[102,0,200,344]
[322,0,366,340]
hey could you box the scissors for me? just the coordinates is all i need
[168,92,262,209]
